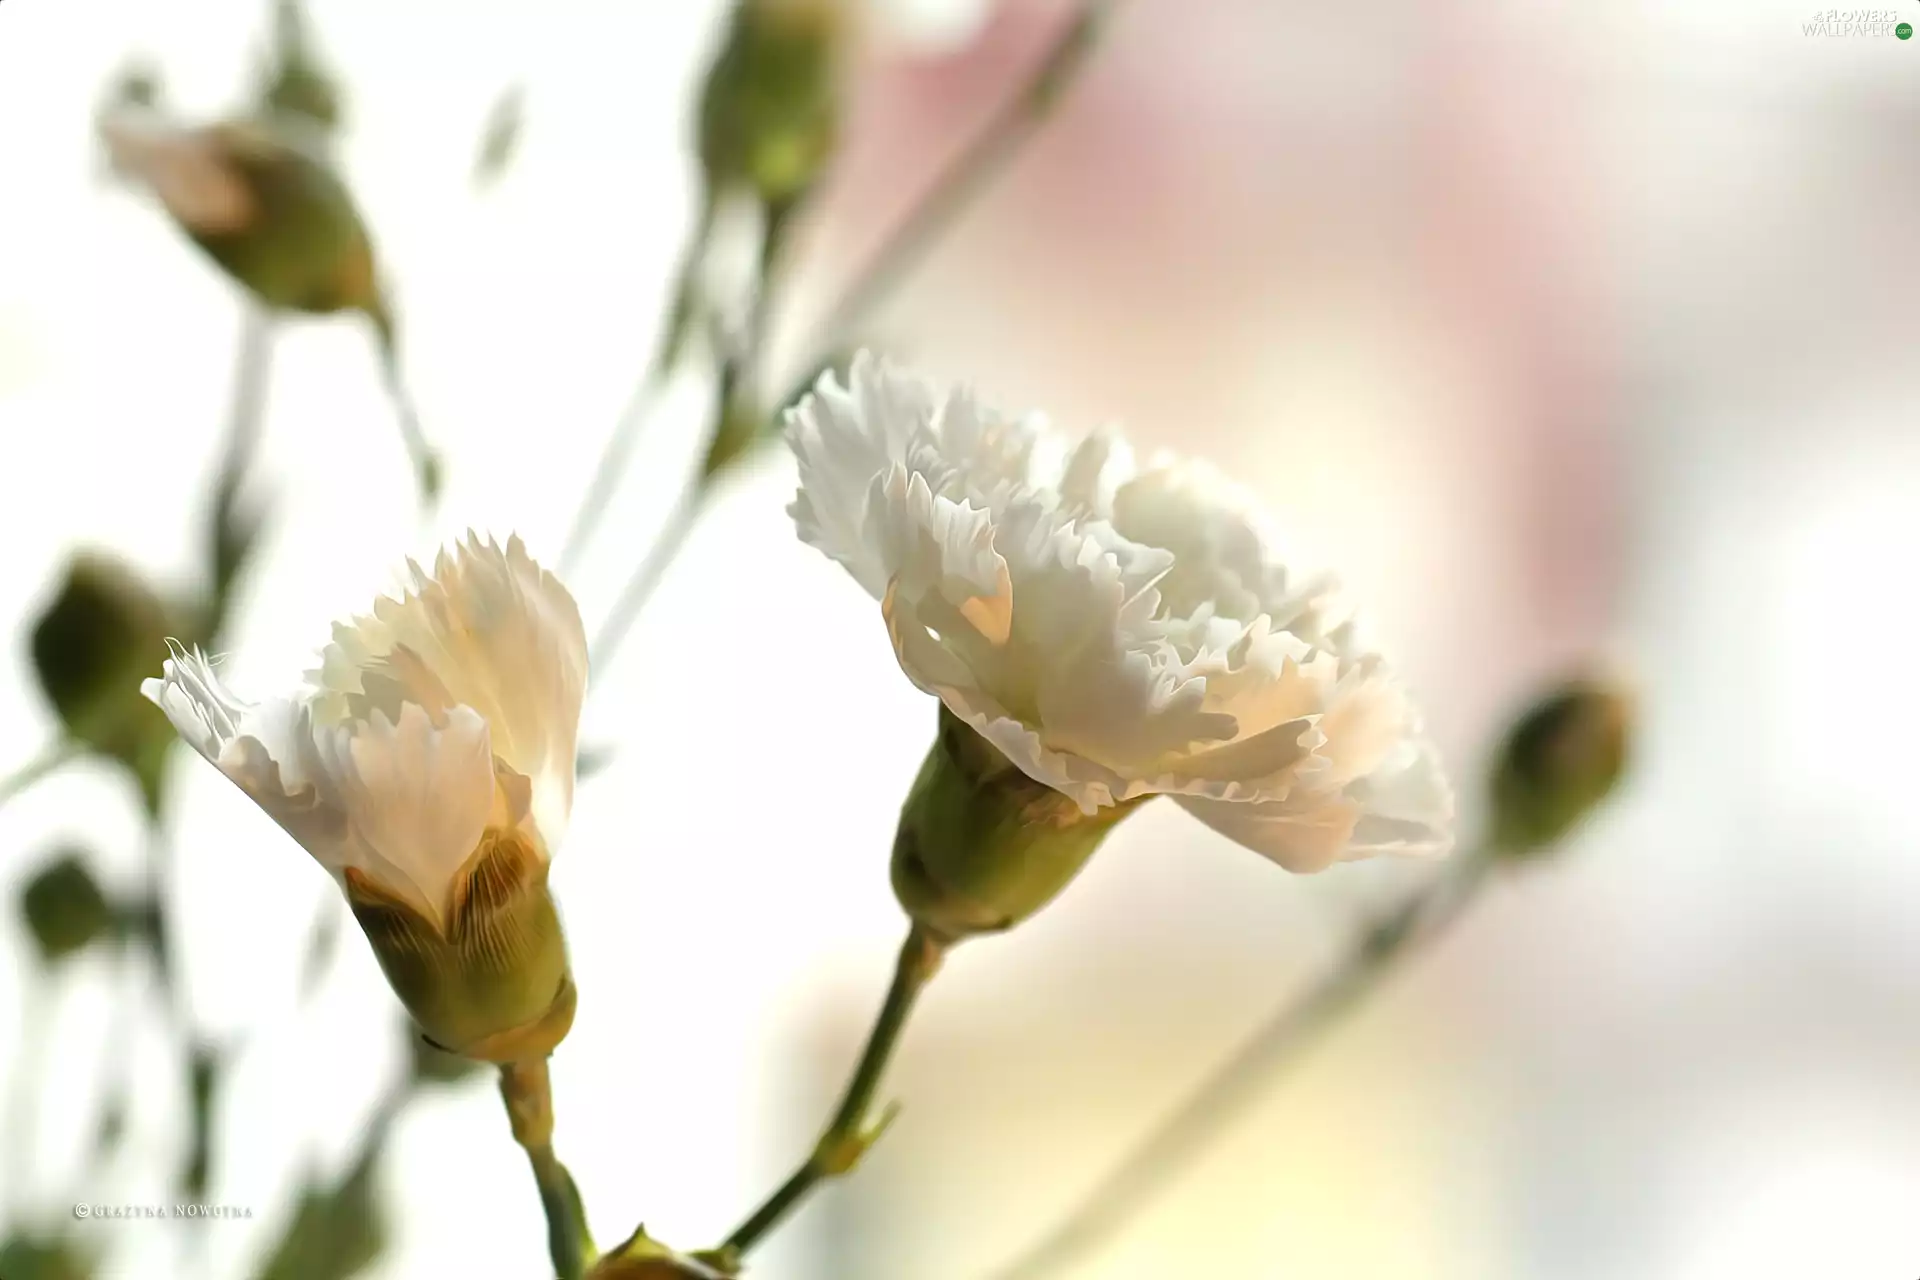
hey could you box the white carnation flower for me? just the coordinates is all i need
[788,352,1454,873]
[143,533,588,926]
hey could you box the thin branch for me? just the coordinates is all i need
[781,0,1126,402]
[0,738,80,812]
[986,853,1497,1280]
[718,925,945,1261]
[586,1,1125,685]
[560,196,719,575]
[588,481,704,675]
[500,1057,595,1280]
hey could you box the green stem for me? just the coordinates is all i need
[985,851,1497,1280]
[584,5,1124,688]
[0,739,79,811]
[721,923,945,1258]
[500,1057,595,1280]
[367,304,443,508]
[781,0,1125,402]
[560,194,719,576]
[588,482,706,675]
[587,196,788,677]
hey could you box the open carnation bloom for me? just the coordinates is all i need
[788,352,1454,873]
[142,533,588,1059]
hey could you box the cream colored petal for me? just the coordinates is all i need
[1058,427,1135,517]
[312,702,495,927]
[1341,737,1455,858]
[1173,792,1363,873]
[318,532,587,852]
[99,109,255,234]
[142,643,246,763]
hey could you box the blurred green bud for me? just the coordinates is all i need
[1489,677,1634,857]
[100,107,380,316]
[892,705,1148,943]
[699,0,847,210]
[107,63,164,111]
[257,0,343,135]
[0,1235,94,1280]
[257,1152,385,1280]
[473,85,525,189]
[345,828,577,1063]
[20,850,114,964]
[31,552,181,809]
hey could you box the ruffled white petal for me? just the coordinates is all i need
[787,350,1456,869]
[310,532,587,852]
[786,352,939,597]
[143,533,587,928]
[310,703,497,921]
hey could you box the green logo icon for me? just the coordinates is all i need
[1900,20,1914,38]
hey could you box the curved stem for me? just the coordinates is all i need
[500,1056,595,1280]
[0,738,79,812]
[560,196,719,575]
[584,6,1124,690]
[366,305,443,508]
[986,852,1497,1280]
[560,374,666,577]
[720,924,945,1258]
[588,482,706,676]
[780,0,1126,402]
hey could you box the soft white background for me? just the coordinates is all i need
[2,0,1919,1277]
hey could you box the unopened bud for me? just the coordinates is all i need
[31,553,181,810]
[345,828,576,1062]
[698,0,847,210]
[892,706,1147,943]
[1489,677,1634,857]
[100,107,379,316]
[20,850,115,965]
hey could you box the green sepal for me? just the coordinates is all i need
[345,830,575,1061]
[892,705,1147,942]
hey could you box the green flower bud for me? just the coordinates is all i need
[698,0,846,210]
[101,109,379,316]
[1489,677,1634,857]
[19,850,114,965]
[345,827,576,1062]
[892,706,1148,943]
[30,553,181,810]
[256,0,343,136]
[0,1235,93,1280]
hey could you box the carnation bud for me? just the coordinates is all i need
[892,706,1148,943]
[31,553,182,812]
[698,0,847,212]
[344,828,577,1062]
[1489,677,1634,857]
[100,107,380,317]
[20,850,115,965]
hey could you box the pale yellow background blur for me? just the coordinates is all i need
[2,1,1918,1278]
